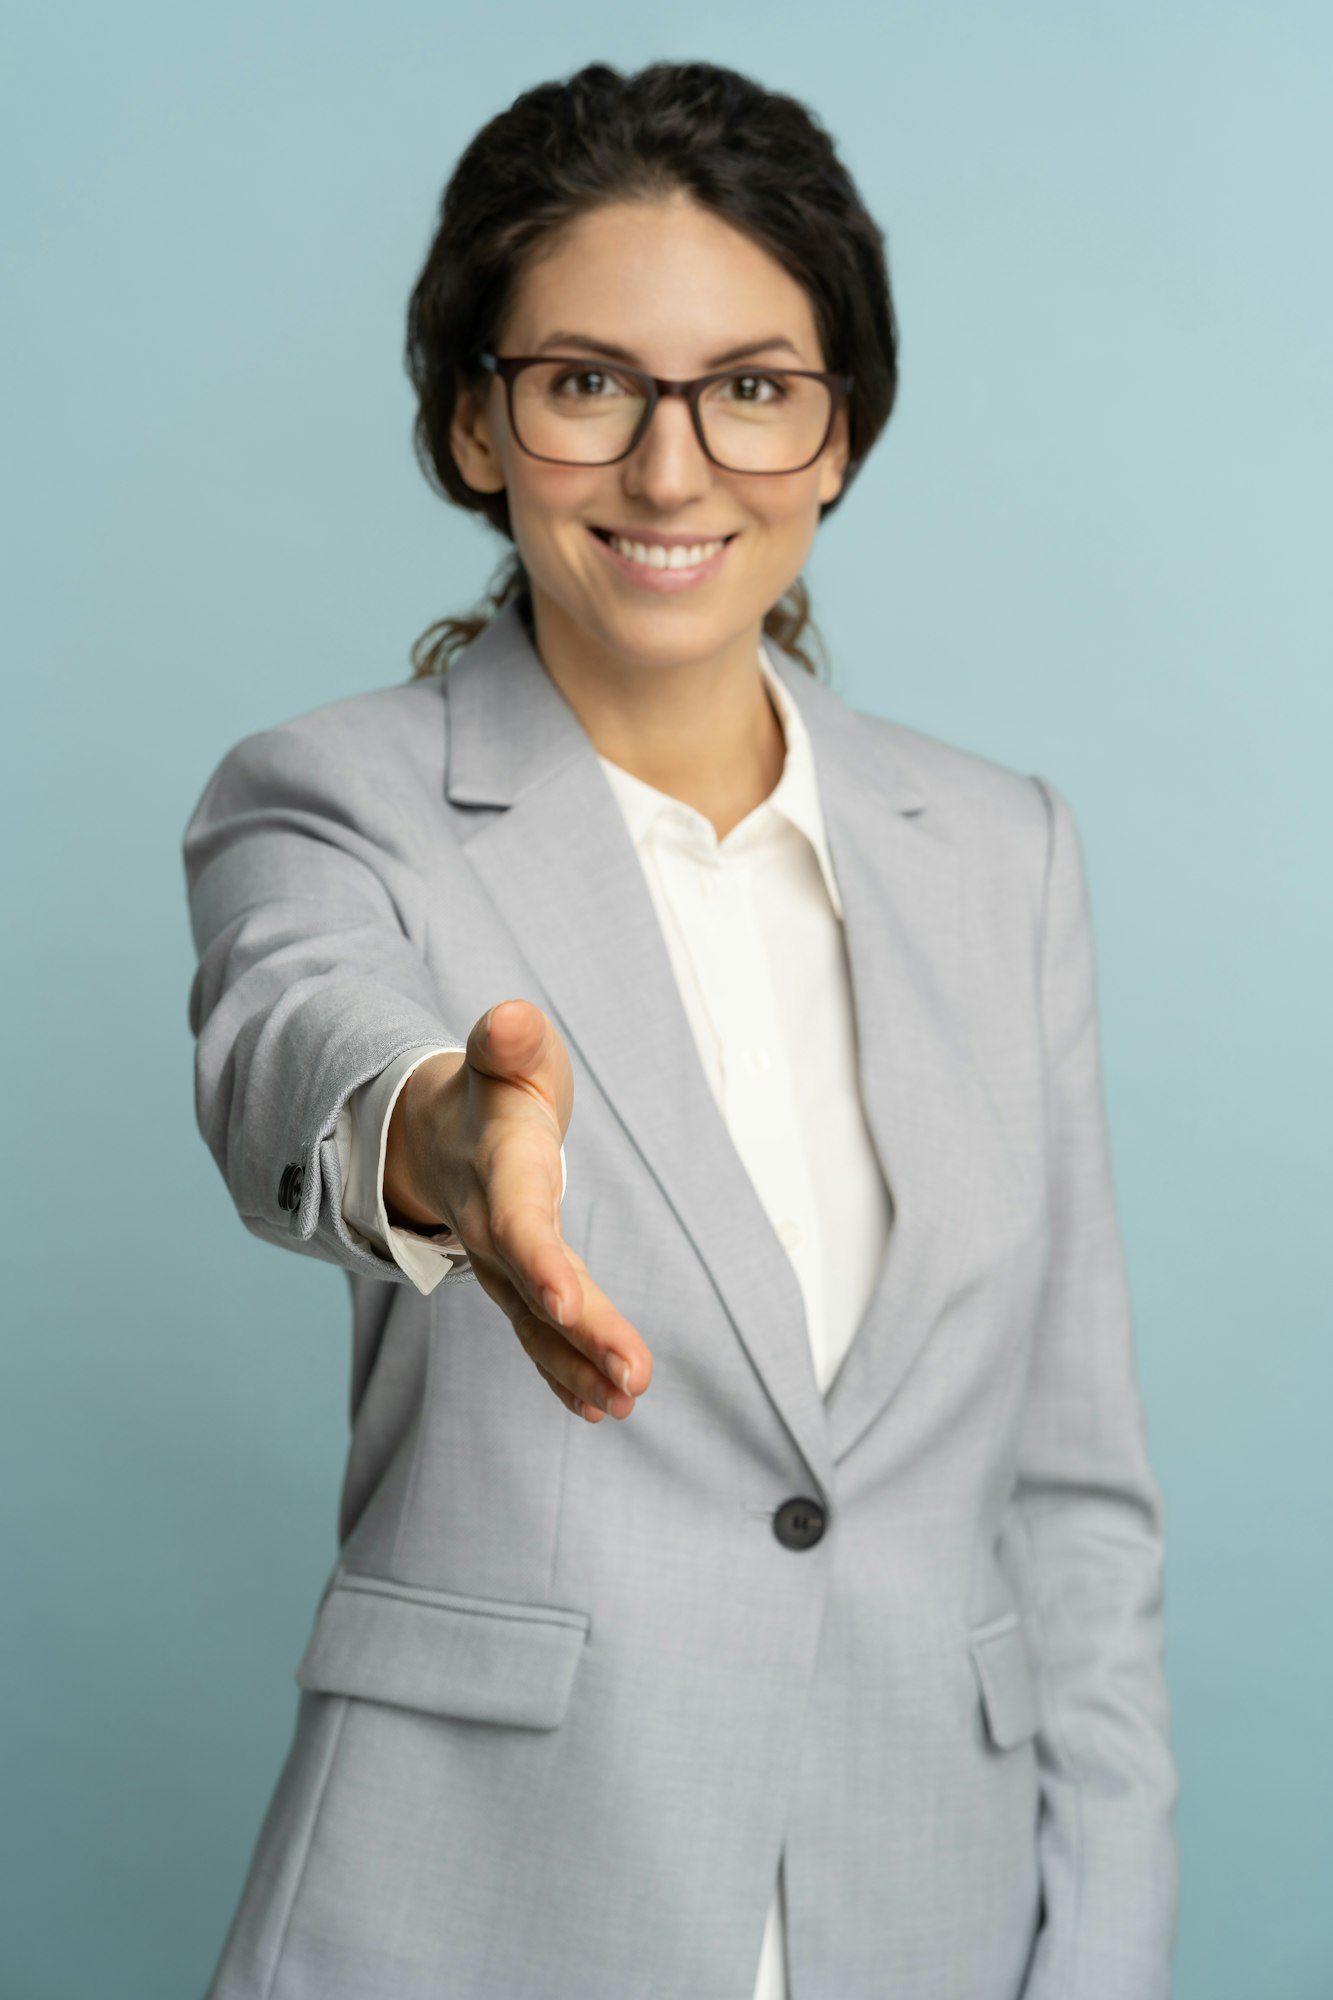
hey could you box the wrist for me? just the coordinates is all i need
[382,1049,467,1231]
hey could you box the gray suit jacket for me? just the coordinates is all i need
[184,598,1179,2000]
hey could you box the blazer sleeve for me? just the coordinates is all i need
[1008,775,1181,2000]
[182,718,478,1286]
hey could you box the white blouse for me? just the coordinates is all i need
[332,638,891,2000]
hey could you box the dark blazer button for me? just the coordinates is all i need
[278,1161,304,1212]
[773,1496,826,1550]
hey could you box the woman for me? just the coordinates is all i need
[185,59,1179,2000]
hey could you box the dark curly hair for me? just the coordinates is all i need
[404,59,899,682]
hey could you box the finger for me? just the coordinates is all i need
[475,1144,650,1400]
[485,1191,584,1330]
[516,1296,637,1416]
[556,1257,652,1400]
[480,1132,578,1317]
[533,1360,607,1424]
[472,1258,633,1417]
[523,1253,646,1400]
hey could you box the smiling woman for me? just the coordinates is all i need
[403,60,899,704]
[188,54,1179,2000]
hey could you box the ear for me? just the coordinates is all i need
[817,399,852,508]
[450,368,507,495]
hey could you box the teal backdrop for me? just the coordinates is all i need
[3,5,1328,1995]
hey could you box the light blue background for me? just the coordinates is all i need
[3,6,1328,1996]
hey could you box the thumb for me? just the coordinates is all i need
[469,1000,570,1146]
[470,998,548,1079]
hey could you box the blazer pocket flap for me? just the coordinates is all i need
[968,1614,1040,1750]
[295,1568,591,1731]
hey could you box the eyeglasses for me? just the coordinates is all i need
[477,351,853,475]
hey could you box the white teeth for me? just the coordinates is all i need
[607,535,726,569]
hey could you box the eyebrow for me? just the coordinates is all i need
[532,330,806,368]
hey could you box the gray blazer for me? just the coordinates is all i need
[185,598,1179,2000]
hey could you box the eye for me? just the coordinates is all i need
[720,371,788,403]
[550,366,632,399]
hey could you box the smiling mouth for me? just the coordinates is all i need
[588,527,740,547]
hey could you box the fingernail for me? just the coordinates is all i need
[543,1287,565,1326]
[611,1355,631,1395]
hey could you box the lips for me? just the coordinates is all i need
[586,521,738,593]
[589,527,739,546]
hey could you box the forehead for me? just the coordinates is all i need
[503,196,824,364]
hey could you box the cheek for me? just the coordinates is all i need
[744,482,824,565]
[507,465,609,550]
[744,466,824,532]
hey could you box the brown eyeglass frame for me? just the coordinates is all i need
[477,351,854,474]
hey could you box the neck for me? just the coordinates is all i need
[527,587,787,841]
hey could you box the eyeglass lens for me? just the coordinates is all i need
[509,362,834,472]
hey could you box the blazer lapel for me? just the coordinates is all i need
[442,601,979,1497]
[782,672,983,1469]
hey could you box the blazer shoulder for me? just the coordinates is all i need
[242,673,447,769]
[187,675,449,821]
[852,702,1051,839]
[839,703,1064,945]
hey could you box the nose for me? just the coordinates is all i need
[620,388,715,505]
